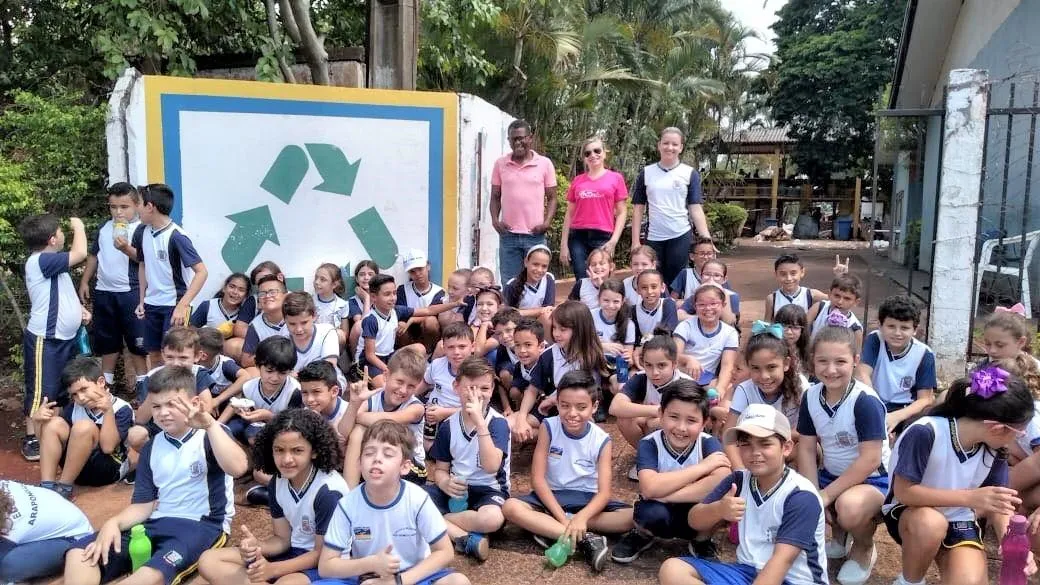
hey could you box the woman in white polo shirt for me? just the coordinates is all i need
[629,127,713,287]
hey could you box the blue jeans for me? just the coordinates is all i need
[567,228,612,277]
[0,536,81,582]
[649,230,693,291]
[499,232,546,284]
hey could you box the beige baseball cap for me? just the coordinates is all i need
[723,403,792,444]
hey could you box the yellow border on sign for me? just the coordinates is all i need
[143,75,459,284]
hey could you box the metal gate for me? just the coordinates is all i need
[966,74,1040,360]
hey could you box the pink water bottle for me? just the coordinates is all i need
[999,514,1030,585]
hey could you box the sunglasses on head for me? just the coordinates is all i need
[584,148,603,157]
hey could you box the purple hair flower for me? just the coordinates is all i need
[969,366,1010,399]
[825,311,850,328]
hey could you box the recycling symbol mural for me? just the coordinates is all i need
[220,143,400,284]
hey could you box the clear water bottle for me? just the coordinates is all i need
[128,524,152,572]
[76,325,92,356]
[112,221,129,244]
[448,475,468,513]
[614,354,629,383]
[999,514,1030,585]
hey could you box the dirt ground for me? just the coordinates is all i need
[0,245,995,584]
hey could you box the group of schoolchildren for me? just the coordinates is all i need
[4,181,1040,585]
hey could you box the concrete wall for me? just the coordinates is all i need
[106,71,515,300]
[930,0,1022,106]
[456,94,514,280]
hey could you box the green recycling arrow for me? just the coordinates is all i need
[260,145,309,204]
[306,143,360,196]
[222,206,280,274]
[349,207,398,268]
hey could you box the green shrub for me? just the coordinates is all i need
[705,201,748,246]
[0,155,42,274]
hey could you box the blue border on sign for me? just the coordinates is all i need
[159,94,446,278]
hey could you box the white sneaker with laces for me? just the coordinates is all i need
[837,545,876,585]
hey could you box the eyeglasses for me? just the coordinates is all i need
[986,420,1028,437]
[584,148,603,157]
[257,289,283,298]
[509,135,530,143]
[693,251,716,258]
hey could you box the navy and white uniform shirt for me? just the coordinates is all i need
[133,426,236,532]
[860,330,937,407]
[397,282,445,309]
[633,297,679,343]
[0,480,92,550]
[430,407,511,493]
[635,429,722,476]
[704,469,828,585]
[138,221,202,307]
[797,380,891,479]
[884,416,1008,523]
[323,481,448,572]
[505,274,556,309]
[568,278,601,310]
[91,220,145,293]
[25,251,81,340]
[190,298,240,329]
[541,417,611,493]
[269,467,349,550]
[773,287,814,313]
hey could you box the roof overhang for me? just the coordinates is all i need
[889,0,963,109]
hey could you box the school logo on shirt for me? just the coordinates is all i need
[394,527,418,537]
[835,431,857,448]
[300,516,314,535]
[549,446,564,459]
[900,376,914,391]
[765,527,778,543]
[576,458,596,470]
[353,527,372,541]
[189,461,204,479]
[157,249,168,261]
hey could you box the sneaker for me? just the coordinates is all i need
[457,533,489,562]
[532,533,554,549]
[826,532,850,559]
[21,436,40,461]
[122,469,136,485]
[688,538,719,560]
[627,464,639,481]
[245,485,270,507]
[837,545,877,585]
[610,529,654,564]
[579,532,608,572]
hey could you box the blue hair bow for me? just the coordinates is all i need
[751,320,784,339]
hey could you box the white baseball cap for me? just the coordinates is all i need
[723,403,792,444]
[402,249,428,271]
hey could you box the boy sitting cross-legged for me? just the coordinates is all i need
[426,356,511,563]
[63,365,249,585]
[611,380,731,564]
[35,356,135,498]
[316,420,470,585]
[658,404,827,585]
[339,348,428,488]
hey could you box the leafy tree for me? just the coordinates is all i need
[768,0,902,181]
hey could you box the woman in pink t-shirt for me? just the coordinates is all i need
[560,137,629,277]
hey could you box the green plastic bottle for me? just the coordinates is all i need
[544,535,573,568]
[128,524,152,572]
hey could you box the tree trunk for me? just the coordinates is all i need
[288,0,330,85]
[263,0,297,82]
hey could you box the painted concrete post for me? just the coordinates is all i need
[929,69,989,382]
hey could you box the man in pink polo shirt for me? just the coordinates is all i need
[490,119,558,283]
